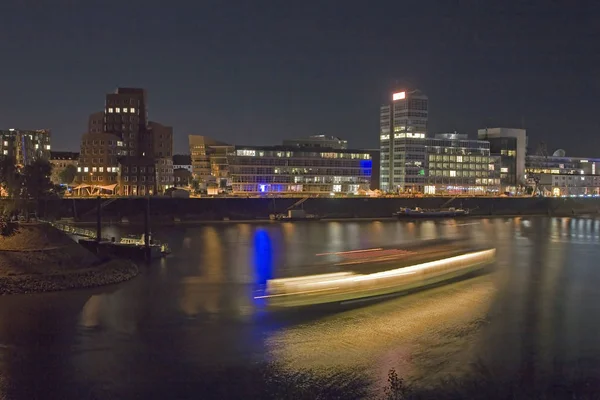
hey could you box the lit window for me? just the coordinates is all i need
[116,107,121,113]
[130,108,135,113]
[456,155,463,163]
[450,170,457,177]
[123,108,128,113]
[77,167,81,172]
[2,141,7,146]
[35,144,39,149]
[2,150,7,155]
[501,167,508,173]
[45,145,51,150]
[108,108,114,113]
[92,167,97,172]
[99,167,104,172]
[84,167,89,172]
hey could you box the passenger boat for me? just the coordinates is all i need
[269,209,321,222]
[256,239,495,308]
[393,207,469,218]
[119,234,171,256]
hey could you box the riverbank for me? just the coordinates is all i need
[26,196,600,223]
[0,223,138,294]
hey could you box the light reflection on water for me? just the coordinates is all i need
[0,217,599,397]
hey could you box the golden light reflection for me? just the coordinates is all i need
[265,276,496,385]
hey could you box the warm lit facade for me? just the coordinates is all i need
[227,146,372,195]
[379,127,498,194]
[50,151,79,184]
[155,157,174,192]
[425,134,499,195]
[78,88,174,195]
[0,129,51,166]
[283,135,348,149]
[118,157,157,196]
[75,132,125,187]
[188,135,234,187]
[380,89,428,191]
[526,153,600,196]
[174,168,192,187]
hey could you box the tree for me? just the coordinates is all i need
[22,159,53,202]
[58,164,77,185]
[0,156,21,199]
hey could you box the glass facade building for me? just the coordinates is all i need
[380,90,428,192]
[227,146,372,195]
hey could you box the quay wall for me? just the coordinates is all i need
[28,197,600,223]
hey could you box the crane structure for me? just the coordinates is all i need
[528,141,550,196]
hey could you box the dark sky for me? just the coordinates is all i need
[1,0,598,156]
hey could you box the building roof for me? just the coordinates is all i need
[234,145,371,154]
[50,151,79,160]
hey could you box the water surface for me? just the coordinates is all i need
[0,217,599,398]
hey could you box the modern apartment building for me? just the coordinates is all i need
[379,89,428,192]
[0,129,51,166]
[188,135,234,187]
[50,151,79,184]
[283,135,348,149]
[425,134,498,195]
[477,128,528,193]
[227,145,372,195]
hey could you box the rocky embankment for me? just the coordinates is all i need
[0,223,138,294]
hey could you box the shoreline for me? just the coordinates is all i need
[0,258,138,295]
[62,212,600,227]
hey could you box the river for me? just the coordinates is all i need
[0,217,599,398]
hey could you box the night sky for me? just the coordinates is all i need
[1,1,598,156]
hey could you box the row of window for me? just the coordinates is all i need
[122,176,155,182]
[122,166,155,173]
[78,166,119,173]
[231,159,369,167]
[429,162,492,170]
[121,185,154,196]
[81,176,117,182]
[107,107,136,114]
[429,170,490,178]
[82,140,124,146]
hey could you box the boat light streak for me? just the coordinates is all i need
[316,248,383,256]
[266,249,495,295]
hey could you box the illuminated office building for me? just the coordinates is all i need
[379,89,428,192]
[227,146,372,195]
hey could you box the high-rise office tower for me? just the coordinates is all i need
[379,89,428,192]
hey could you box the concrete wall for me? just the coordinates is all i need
[36,197,600,223]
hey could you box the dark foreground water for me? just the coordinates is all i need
[1,217,600,398]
